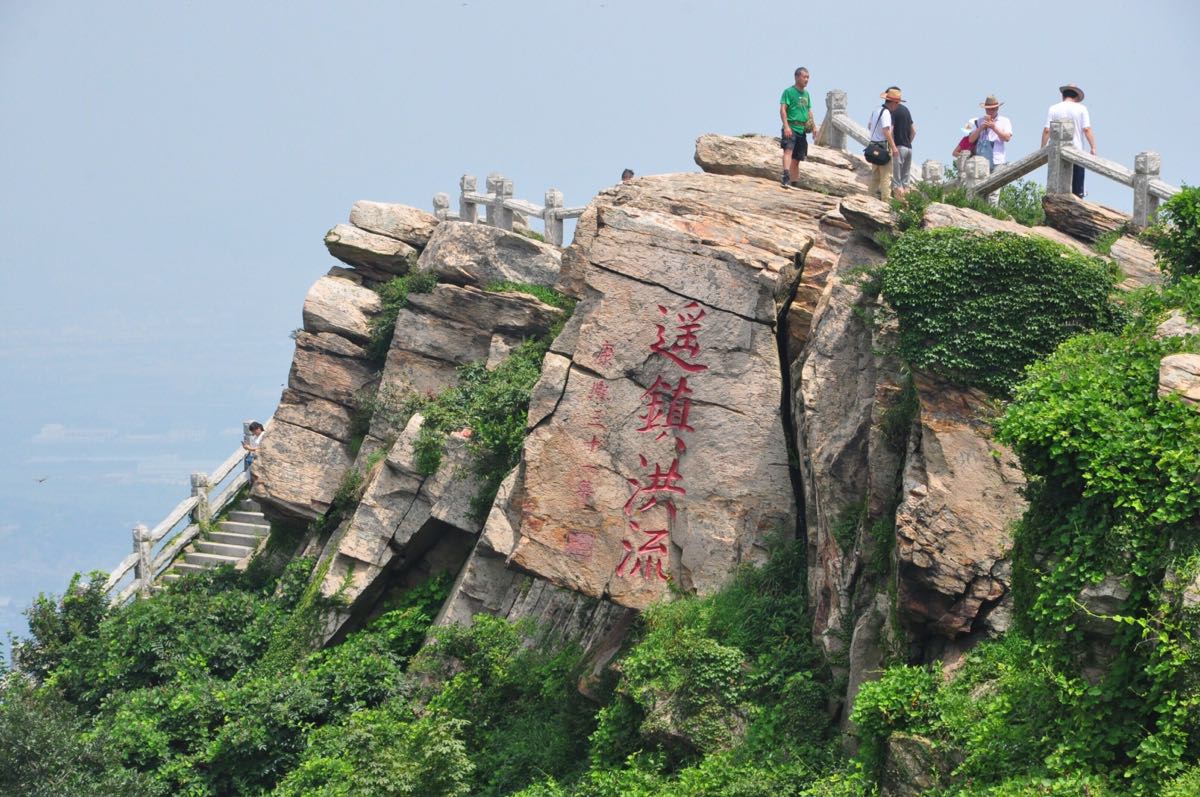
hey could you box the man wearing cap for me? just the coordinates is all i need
[1041,84,1096,197]
[888,86,917,197]
[867,88,902,202]
[968,95,1012,173]
[779,67,816,188]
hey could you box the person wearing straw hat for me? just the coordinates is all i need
[866,87,901,201]
[888,86,917,198]
[967,95,1012,173]
[1040,84,1096,197]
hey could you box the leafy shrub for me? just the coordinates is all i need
[1144,184,1200,282]
[274,704,474,797]
[881,228,1124,394]
[0,675,160,797]
[997,179,1047,227]
[412,614,597,796]
[13,571,109,681]
[993,281,1200,790]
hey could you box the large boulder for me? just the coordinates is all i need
[253,279,379,521]
[694,133,871,196]
[1159,353,1200,409]
[894,374,1025,638]
[1042,193,1129,244]
[377,284,564,403]
[301,275,382,344]
[348,201,439,248]
[501,173,812,610]
[418,221,562,288]
[252,418,354,521]
[1109,235,1162,290]
[324,223,419,276]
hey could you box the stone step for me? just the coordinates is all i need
[171,562,206,574]
[218,520,269,538]
[226,510,266,524]
[237,499,262,512]
[183,551,244,568]
[161,572,182,582]
[195,540,255,558]
[207,530,263,547]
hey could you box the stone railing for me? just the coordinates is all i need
[102,420,271,604]
[820,90,1180,229]
[432,173,586,246]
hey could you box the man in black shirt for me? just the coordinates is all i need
[887,86,916,198]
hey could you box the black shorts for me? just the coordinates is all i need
[781,126,808,160]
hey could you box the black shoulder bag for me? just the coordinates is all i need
[863,106,891,165]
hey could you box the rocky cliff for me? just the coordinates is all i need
[248,133,1162,721]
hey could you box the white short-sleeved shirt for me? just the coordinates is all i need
[867,107,892,143]
[1045,101,1091,150]
[973,115,1013,163]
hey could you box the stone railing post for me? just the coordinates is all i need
[484,173,502,226]
[190,472,211,526]
[432,192,452,221]
[133,523,152,597]
[825,90,847,152]
[1132,151,1162,229]
[1046,119,1076,195]
[459,174,478,224]
[544,188,565,247]
[493,176,514,231]
[962,156,990,198]
[921,160,944,186]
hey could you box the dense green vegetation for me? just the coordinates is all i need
[1144,184,1200,282]
[881,227,1124,394]
[5,190,1199,795]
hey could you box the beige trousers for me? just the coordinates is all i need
[869,160,892,202]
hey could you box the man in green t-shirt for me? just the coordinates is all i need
[779,67,815,188]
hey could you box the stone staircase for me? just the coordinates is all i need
[160,499,270,584]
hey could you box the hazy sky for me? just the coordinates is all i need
[2,0,1197,651]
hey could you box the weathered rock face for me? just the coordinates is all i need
[253,276,383,521]
[324,223,419,276]
[1042,193,1129,244]
[319,415,486,641]
[894,374,1025,639]
[347,200,439,248]
[498,172,819,610]
[419,221,562,288]
[436,468,636,675]
[694,133,871,196]
[377,283,564,405]
[1159,353,1200,409]
[1156,310,1200,340]
[793,255,908,724]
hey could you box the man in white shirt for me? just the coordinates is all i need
[968,95,1013,173]
[1040,83,1096,197]
[867,88,901,201]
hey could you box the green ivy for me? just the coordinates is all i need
[881,228,1125,395]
